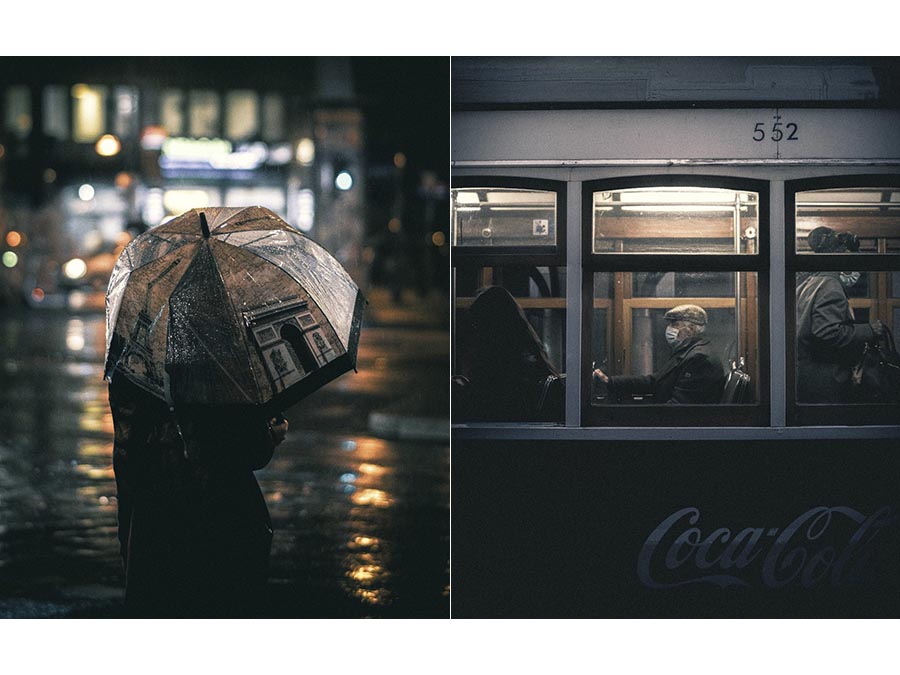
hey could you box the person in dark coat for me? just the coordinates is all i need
[796,226,885,403]
[109,372,287,617]
[453,285,563,422]
[593,304,725,404]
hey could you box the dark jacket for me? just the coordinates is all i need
[608,335,725,404]
[455,349,563,422]
[796,271,874,403]
[109,374,275,617]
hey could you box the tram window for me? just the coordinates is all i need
[591,271,759,406]
[453,264,566,423]
[592,187,759,254]
[452,188,557,248]
[796,187,900,254]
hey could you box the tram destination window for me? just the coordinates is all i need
[790,182,900,423]
[452,188,557,248]
[796,188,900,255]
[585,181,767,427]
[593,187,759,254]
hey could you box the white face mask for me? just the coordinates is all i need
[665,326,681,347]
[839,271,861,288]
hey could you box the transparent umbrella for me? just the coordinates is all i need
[104,206,364,415]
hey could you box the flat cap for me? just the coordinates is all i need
[664,304,708,326]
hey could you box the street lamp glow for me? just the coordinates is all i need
[296,138,315,165]
[96,134,122,157]
[78,184,95,201]
[2,251,18,268]
[335,171,353,191]
[63,258,87,280]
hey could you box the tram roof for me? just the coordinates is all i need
[452,57,900,110]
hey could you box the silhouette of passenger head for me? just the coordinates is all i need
[808,226,860,253]
[468,286,558,376]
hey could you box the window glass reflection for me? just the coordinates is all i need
[592,187,758,254]
[453,265,565,422]
[796,187,900,254]
[451,188,556,247]
[592,271,758,405]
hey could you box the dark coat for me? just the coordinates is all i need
[455,349,562,422]
[796,272,874,403]
[608,336,725,404]
[109,374,276,617]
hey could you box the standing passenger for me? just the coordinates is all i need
[796,226,884,403]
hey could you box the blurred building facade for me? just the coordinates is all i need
[0,57,380,308]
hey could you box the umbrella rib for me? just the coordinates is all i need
[218,230,281,248]
[207,239,267,403]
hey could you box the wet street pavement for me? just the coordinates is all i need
[0,288,449,618]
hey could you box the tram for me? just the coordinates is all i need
[450,58,900,618]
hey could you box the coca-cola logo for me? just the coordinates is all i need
[638,506,899,589]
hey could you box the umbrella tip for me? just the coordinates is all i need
[199,211,210,239]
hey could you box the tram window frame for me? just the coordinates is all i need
[581,175,770,427]
[786,174,900,427]
[452,176,568,424]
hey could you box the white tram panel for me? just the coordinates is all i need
[451,109,900,165]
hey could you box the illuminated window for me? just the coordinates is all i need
[452,188,557,248]
[225,90,259,141]
[452,180,567,423]
[789,179,900,424]
[43,86,68,141]
[796,187,900,255]
[161,89,184,136]
[262,93,286,141]
[585,179,767,426]
[189,90,220,138]
[4,86,32,139]
[71,84,107,143]
[593,187,759,254]
[591,271,759,408]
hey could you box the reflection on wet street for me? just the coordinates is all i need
[0,296,449,617]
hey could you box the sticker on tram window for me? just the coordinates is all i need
[752,115,799,142]
[533,219,549,236]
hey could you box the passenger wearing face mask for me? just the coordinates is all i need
[796,226,886,403]
[592,304,725,404]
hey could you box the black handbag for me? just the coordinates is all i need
[852,326,900,404]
